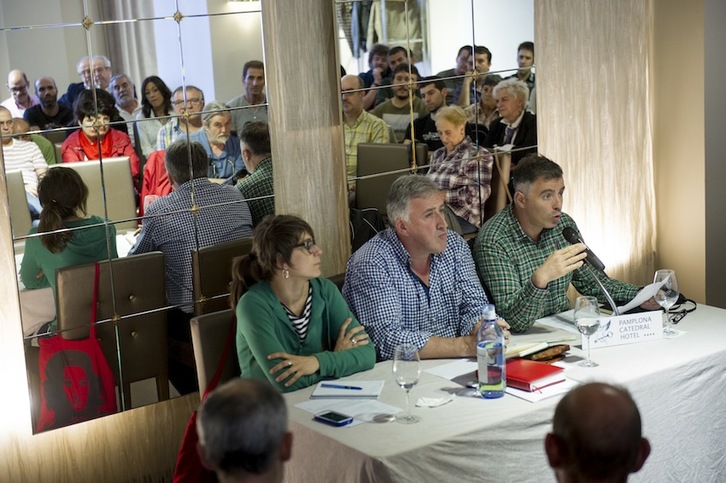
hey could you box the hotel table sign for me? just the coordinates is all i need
[582,311,663,350]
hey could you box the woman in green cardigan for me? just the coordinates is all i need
[231,215,375,392]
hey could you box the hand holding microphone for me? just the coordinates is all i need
[562,227,606,271]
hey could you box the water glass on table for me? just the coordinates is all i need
[575,295,601,367]
[392,343,421,424]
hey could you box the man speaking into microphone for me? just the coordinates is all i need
[473,154,659,332]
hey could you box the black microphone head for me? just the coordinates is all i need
[562,227,580,244]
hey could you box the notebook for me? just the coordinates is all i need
[310,380,385,399]
[505,359,565,392]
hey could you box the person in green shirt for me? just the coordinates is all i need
[231,215,375,393]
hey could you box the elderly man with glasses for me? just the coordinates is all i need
[58,55,113,108]
[156,85,205,151]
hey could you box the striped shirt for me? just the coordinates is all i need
[1,138,48,195]
[283,284,313,343]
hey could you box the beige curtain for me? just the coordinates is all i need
[536,0,656,286]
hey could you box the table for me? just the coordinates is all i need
[283,306,726,482]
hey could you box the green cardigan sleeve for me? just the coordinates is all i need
[20,234,50,290]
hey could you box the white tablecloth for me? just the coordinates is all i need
[283,305,726,482]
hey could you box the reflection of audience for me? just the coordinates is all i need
[1,69,40,117]
[455,46,493,108]
[12,117,56,165]
[359,43,390,111]
[436,45,475,106]
[483,78,537,166]
[190,101,245,179]
[61,89,140,181]
[464,74,502,130]
[374,46,413,106]
[110,74,141,146]
[197,378,292,483]
[135,75,173,157]
[0,107,48,218]
[371,64,428,143]
[232,215,375,393]
[505,41,536,94]
[427,105,492,229]
[23,76,74,131]
[546,382,651,483]
[236,122,274,226]
[157,85,205,150]
[228,60,268,136]
[59,55,113,108]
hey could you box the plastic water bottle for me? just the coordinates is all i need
[477,304,506,399]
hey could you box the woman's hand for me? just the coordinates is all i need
[334,317,370,351]
[267,352,320,388]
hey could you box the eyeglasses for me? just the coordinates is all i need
[0,120,14,127]
[293,238,317,254]
[172,98,203,107]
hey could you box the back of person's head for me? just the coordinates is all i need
[435,105,467,128]
[73,88,118,123]
[387,175,441,224]
[492,77,529,103]
[140,75,172,118]
[230,215,314,306]
[165,140,208,185]
[37,167,89,253]
[511,154,563,194]
[197,378,291,481]
[419,76,446,92]
[240,122,271,156]
[546,383,651,483]
[12,117,31,140]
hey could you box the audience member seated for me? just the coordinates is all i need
[371,64,427,143]
[20,167,118,333]
[190,101,245,179]
[482,78,537,166]
[374,46,413,106]
[341,75,389,195]
[110,74,141,146]
[343,175,509,361]
[61,89,140,182]
[12,117,56,165]
[138,149,170,217]
[157,85,204,150]
[23,76,74,131]
[464,74,502,131]
[505,41,536,95]
[455,46,493,108]
[473,155,659,333]
[545,383,651,483]
[130,140,253,394]
[427,105,492,230]
[236,121,274,226]
[2,70,40,117]
[0,107,47,218]
[435,45,474,106]
[197,378,292,483]
[59,55,113,108]
[231,215,375,392]
[135,75,173,157]
[358,43,391,111]
[227,60,268,136]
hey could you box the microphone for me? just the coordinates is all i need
[562,227,606,271]
[222,167,249,186]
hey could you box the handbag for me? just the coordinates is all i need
[36,263,117,432]
[172,320,236,483]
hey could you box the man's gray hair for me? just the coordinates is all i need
[493,77,529,103]
[386,175,441,223]
[201,101,231,124]
[197,378,288,478]
[165,140,208,185]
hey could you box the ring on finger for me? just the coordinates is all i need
[288,361,293,367]
[351,338,357,345]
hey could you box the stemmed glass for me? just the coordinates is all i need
[392,344,421,424]
[654,269,679,338]
[574,296,601,367]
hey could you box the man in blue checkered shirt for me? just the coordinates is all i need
[343,175,510,361]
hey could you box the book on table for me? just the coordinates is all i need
[505,359,565,392]
[310,380,384,399]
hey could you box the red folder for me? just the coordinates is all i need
[506,359,565,392]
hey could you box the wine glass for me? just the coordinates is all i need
[574,296,601,367]
[392,344,421,424]
[654,269,679,338]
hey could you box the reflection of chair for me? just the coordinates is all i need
[355,142,428,215]
[6,170,32,238]
[190,309,240,395]
[55,251,169,410]
[483,150,513,222]
[52,157,137,231]
[192,237,253,316]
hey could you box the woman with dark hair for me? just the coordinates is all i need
[20,167,118,332]
[135,75,173,157]
[231,215,375,393]
[60,89,140,180]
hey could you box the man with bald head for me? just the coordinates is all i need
[24,76,73,131]
[1,70,40,117]
[545,382,651,482]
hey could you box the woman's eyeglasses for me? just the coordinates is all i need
[293,239,317,254]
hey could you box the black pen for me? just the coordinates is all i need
[320,383,363,390]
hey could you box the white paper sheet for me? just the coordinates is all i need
[423,358,477,380]
[617,280,666,313]
[294,399,403,427]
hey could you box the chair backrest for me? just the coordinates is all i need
[6,170,32,239]
[44,130,67,145]
[55,251,169,409]
[483,150,513,222]
[192,237,253,316]
[355,142,428,215]
[52,157,137,231]
[190,309,240,395]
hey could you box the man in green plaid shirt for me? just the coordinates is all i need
[473,155,658,332]
[237,122,274,226]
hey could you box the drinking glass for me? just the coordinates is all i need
[574,296,601,367]
[392,344,421,424]
[654,269,679,338]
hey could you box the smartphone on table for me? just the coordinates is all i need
[314,410,354,427]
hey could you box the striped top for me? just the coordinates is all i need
[283,284,313,343]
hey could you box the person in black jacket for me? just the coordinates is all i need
[483,78,537,167]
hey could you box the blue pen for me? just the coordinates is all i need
[321,383,363,390]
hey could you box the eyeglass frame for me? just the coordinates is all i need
[292,238,317,254]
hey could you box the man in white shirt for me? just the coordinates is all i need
[1,70,40,118]
[111,74,141,146]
